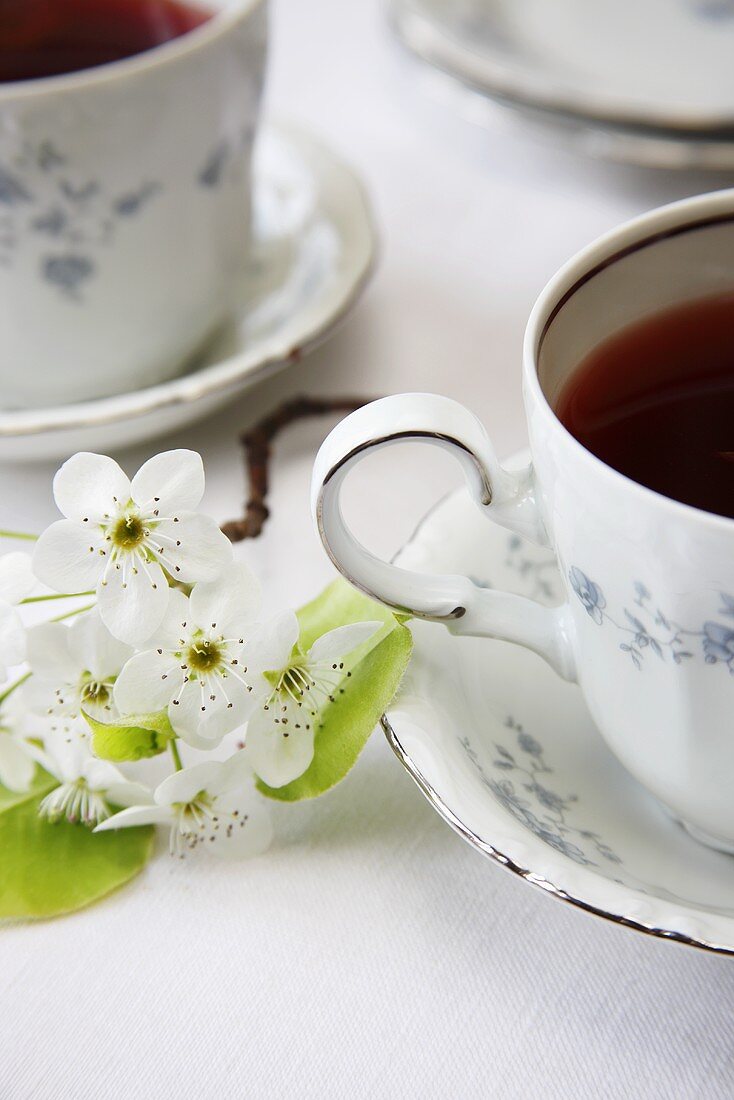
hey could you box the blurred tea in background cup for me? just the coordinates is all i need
[0,0,267,408]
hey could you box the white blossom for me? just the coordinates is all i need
[96,751,272,859]
[32,450,232,645]
[113,563,263,749]
[0,551,35,683]
[0,731,33,792]
[0,693,36,792]
[245,611,382,788]
[25,608,132,721]
[28,724,150,827]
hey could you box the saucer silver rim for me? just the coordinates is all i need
[382,484,734,956]
[0,119,376,439]
[382,717,734,956]
[389,0,734,169]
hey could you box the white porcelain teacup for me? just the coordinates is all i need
[312,189,734,854]
[0,0,266,408]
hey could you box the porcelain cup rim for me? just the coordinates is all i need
[524,187,734,536]
[0,0,262,103]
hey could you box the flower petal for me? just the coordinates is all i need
[206,788,273,860]
[245,707,315,788]
[23,676,70,718]
[33,520,105,593]
[0,552,35,605]
[20,737,58,777]
[0,605,26,669]
[95,803,174,831]
[153,513,232,583]
[245,609,300,675]
[82,757,128,790]
[189,561,261,635]
[81,758,152,808]
[113,650,182,716]
[35,725,89,783]
[26,621,77,682]
[106,781,154,808]
[81,694,118,723]
[97,558,170,645]
[2,687,45,734]
[53,452,131,523]
[69,609,132,682]
[211,748,253,792]
[196,683,255,746]
[308,621,384,663]
[153,588,191,650]
[167,682,209,748]
[0,734,35,792]
[130,449,205,513]
[155,759,225,806]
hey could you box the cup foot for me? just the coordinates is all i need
[681,820,734,855]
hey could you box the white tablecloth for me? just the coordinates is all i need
[4,2,734,1096]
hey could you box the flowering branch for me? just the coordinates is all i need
[0,442,411,920]
[221,395,376,541]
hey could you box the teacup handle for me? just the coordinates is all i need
[311,394,577,681]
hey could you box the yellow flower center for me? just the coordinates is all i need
[80,677,111,707]
[186,638,223,674]
[110,512,146,550]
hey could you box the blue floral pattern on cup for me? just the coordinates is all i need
[703,622,734,666]
[197,126,254,190]
[569,567,734,673]
[0,139,163,301]
[569,567,606,625]
[0,131,246,301]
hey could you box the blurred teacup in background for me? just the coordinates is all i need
[0,0,267,408]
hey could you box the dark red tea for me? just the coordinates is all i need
[0,0,212,82]
[555,293,734,519]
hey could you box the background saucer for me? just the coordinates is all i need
[0,121,376,461]
[390,0,734,169]
[384,469,734,953]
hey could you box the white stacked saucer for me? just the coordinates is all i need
[390,0,734,169]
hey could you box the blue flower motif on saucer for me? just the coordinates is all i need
[460,716,621,867]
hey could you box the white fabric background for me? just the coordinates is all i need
[3,1,734,1096]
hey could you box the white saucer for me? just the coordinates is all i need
[384,464,734,954]
[0,121,375,462]
[390,0,734,169]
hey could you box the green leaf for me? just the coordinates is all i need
[296,578,403,650]
[0,771,51,814]
[257,580,412,802]
[0,769,153,919]
[84,709,175,762]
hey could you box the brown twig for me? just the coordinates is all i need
[221,395,377,541]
